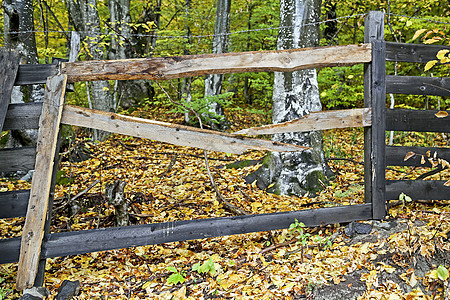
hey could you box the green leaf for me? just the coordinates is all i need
[437,265,449,281]
[167,273,185,285]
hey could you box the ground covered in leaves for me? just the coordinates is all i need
[1,106,449,299]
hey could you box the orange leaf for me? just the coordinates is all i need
[444,180,450,187]
[403,152,415,161]
[435,111,448,118]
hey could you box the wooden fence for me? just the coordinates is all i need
[0,11,449,291]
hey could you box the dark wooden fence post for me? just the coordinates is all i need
[364,11,387,219]
[0,49,20,131]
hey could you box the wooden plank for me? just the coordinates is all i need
[42,204,372,260]
[385,42,450,63]
[363,11,385,210]
[16,75,67,291]
[0,147,36,173]
[61,44,372,82]
[0,237,21,265]
[386,75,450,97]
[386,146,450,167]
[234,108,371,135]
[386,109,450,133]
[1,204,372,264]
[61,105,308,154]
[0,190,30,218]
[14,64,59,86]
[2,103,43,130]
[0,49,20,131]
[370,39,387,220]
[386,180,450,200]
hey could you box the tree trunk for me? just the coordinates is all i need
[245,0,332,197]
[67,0,114,141]
[203,0,231,130]
[3,0,44,147]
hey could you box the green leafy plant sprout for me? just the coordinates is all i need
[166,266,186,285]
[192,258,216,277]
[399,192,412,209]
[0,277,11,300]
[289,219,310,263]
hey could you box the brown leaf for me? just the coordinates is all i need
[403,152,415,161]
[435,111,448,118]
[421,155,426,165]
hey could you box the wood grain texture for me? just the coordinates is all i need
[234,108,371,135]
[385,42,450,63]
[0,190,30,219]
[0,147,36,173]
[0,49,20,131]
[2,103,43,130]
[386,180,450,200]
[386,146,450,167]
[14,64,59,85]
[61,105,308,154]
[42,204,371,259]
[61,44,372,82]
[386,109,450,133]
[16,75,67,291]
[386,75,450,97]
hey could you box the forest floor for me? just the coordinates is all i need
[0,105,449,299]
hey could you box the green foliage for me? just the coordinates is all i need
[169,92,234,126]
[166,266,186,285]
[0,277,11,300]
[192,258,216,276]
[437,265,449,281]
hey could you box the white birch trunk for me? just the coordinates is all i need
[203,0,231,129]
[246,0,331,196]
[67,0,114,140]
[3,0,44,147]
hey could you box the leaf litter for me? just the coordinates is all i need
[0,107,449,299]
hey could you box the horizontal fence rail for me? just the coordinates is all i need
[385,42,450,63]
[60,44,372,82]
[0,204,372,265]
[386,180,450,200]
[386,109,450,132]
[386,146,450,167]
[0,190,30,219]
[0,147,36,173]
[386,75,450,96]
[3,103,43,130]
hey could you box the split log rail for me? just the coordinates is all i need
[0,11,449,291]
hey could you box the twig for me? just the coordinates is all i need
[150,151,233,161]
[159,154,177,178]
[71,179,101,202]
[155,81,248,216]
[104,21,138,56]
[415,166,445,180]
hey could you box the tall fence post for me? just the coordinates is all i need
[364,11,387,219]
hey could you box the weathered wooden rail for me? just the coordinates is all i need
[0,10,449,292]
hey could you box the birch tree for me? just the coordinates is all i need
[203,0,231,129]
[67,0,114,140]
[3,0,44,147]
[246,0,332,196]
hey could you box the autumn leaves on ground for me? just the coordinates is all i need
[1,106,449,299]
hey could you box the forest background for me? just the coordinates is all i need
[0,0,450,299]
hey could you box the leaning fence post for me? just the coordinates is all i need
[364,11,387,219]
[16,75,67,290]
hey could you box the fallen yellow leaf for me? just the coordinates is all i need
[435,111,448,118]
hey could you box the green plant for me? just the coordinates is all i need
[399,192,412,209]
[165,266,186,285]
[192,258,216,276]
[0,278,11,300]
[289,219,310,263]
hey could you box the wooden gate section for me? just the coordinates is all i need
[0,11,449,291]
[383,42,450,200]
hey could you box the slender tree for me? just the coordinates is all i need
[246,0,332,196]
[203,0,231,129]
[66,0,114,140]
[3,0,44,147]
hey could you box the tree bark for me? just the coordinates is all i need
[203,0,231,130]
[66,0,114,141]
[245,0,332,197]
[3,0,44,147]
